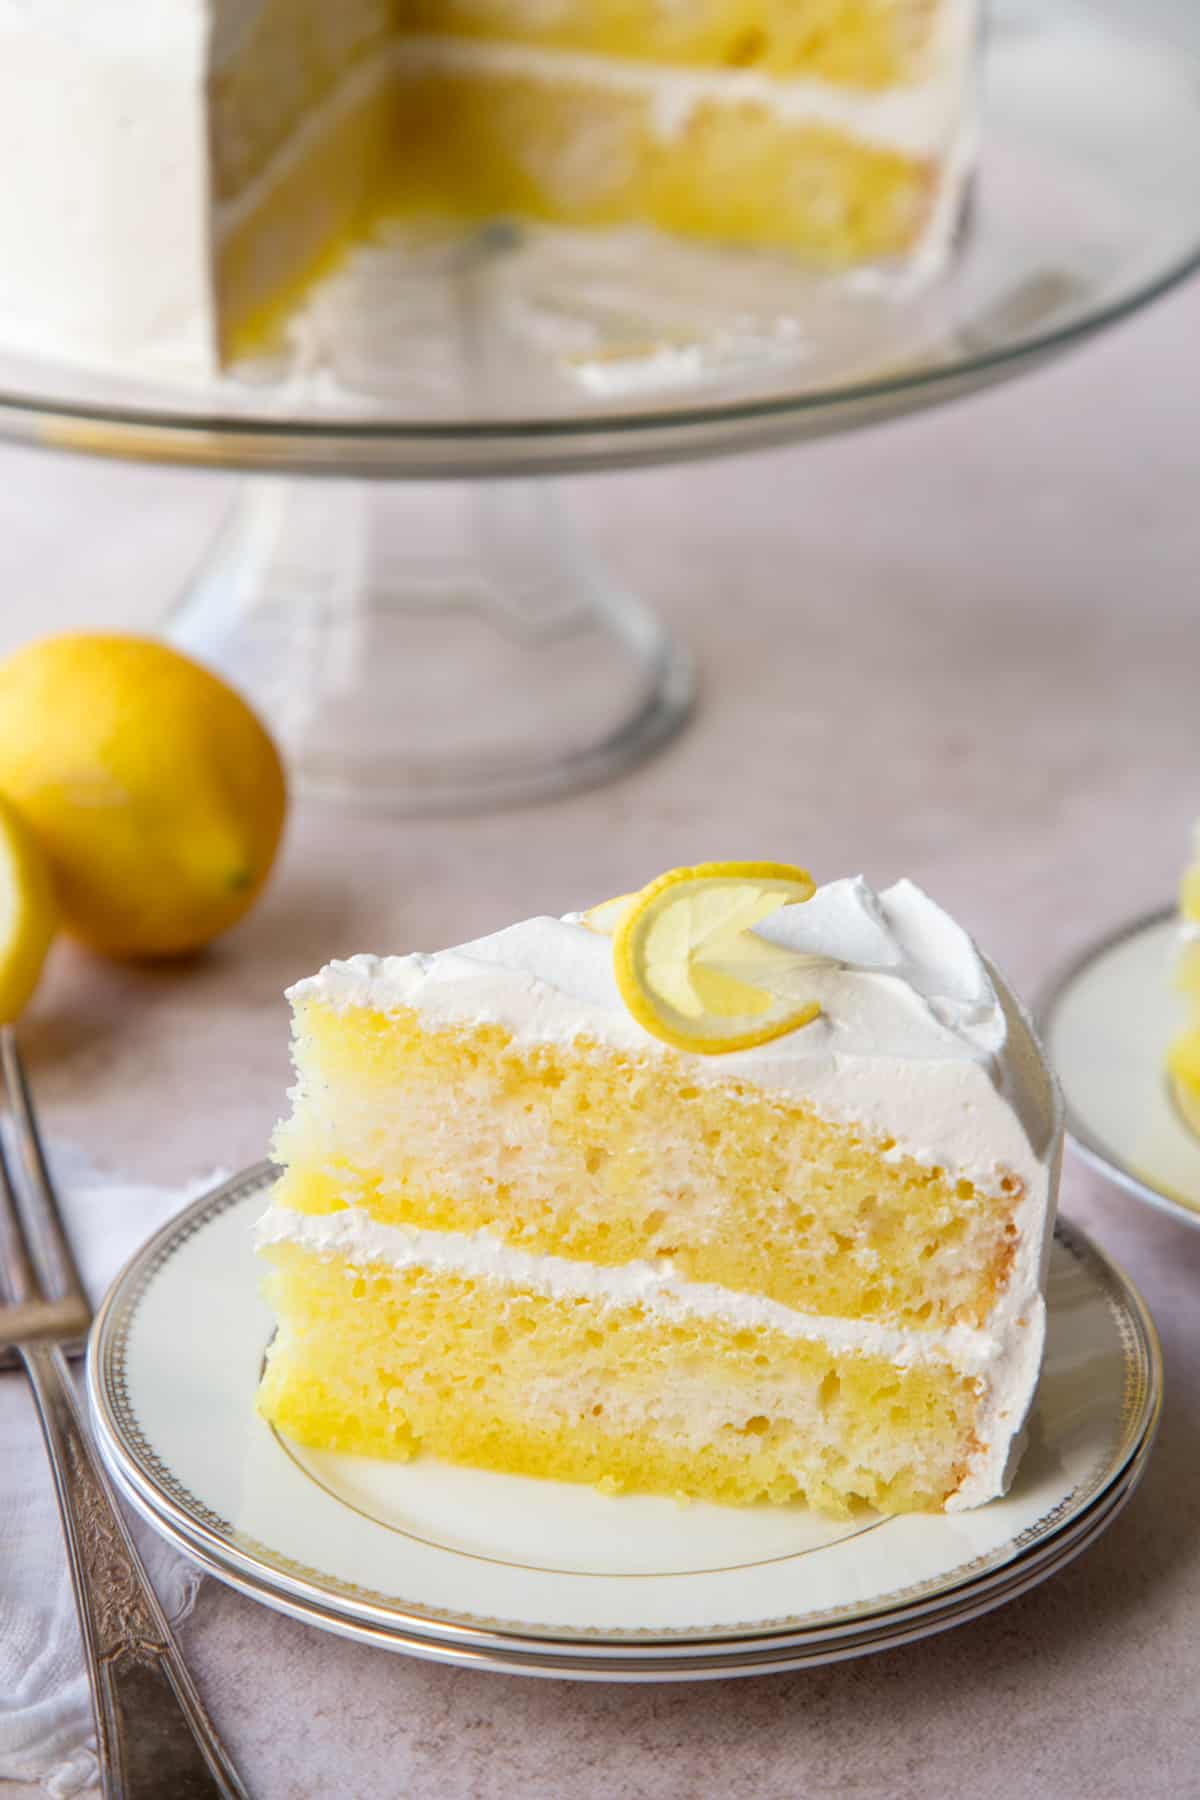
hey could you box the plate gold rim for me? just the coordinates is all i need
[95,1440,1152,1679]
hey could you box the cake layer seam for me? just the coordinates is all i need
[255,1200,1037,1377]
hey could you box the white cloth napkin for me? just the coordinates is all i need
[0,1144,220,1798]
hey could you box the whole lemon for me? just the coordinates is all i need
[0,634,287,958]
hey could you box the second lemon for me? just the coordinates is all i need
[0,634,287,958]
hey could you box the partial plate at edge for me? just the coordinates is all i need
[1038,908,1200,1229]
[88,1164,1160,1669]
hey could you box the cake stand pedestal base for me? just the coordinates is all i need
[165,476,693,813]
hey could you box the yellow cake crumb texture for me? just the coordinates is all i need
[258,1245,980,1515]
[277,1002,1021,1331]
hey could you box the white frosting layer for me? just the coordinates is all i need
[0,2,217,373]
[256,1200,1048,1511]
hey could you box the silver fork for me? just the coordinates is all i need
[0,1029,248,1800]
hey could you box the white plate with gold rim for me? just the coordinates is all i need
[100,1394,1156,1680]
[1038,908,1200,1230]
[88,1165,1160,1679]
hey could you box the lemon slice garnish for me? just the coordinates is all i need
[611,861,827,1055]
[0,793,57,1022]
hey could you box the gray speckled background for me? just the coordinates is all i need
[1,277,1198,1800]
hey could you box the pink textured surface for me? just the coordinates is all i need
[1,279,1198,1798]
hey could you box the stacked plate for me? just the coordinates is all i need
[89,1165,1160,1681]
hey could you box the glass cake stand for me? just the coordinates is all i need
[1,0,1198,810]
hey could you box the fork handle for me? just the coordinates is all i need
[20,1342,248,1800]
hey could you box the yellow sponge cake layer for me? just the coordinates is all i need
[401,0,943,87]
[258,1241,980,1514]
[219,43,942,356]
[379,65,934,255]
[275,1000,1022,1332]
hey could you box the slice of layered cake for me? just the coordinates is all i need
[257,862,1060,1515]
[1168,829,1200,1137]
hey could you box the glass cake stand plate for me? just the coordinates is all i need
[1038,909,1200,1230]
[87,1165,1161,1680]
[6,0,1200,808]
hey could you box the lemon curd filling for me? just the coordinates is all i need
[257,872,1059,1517]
